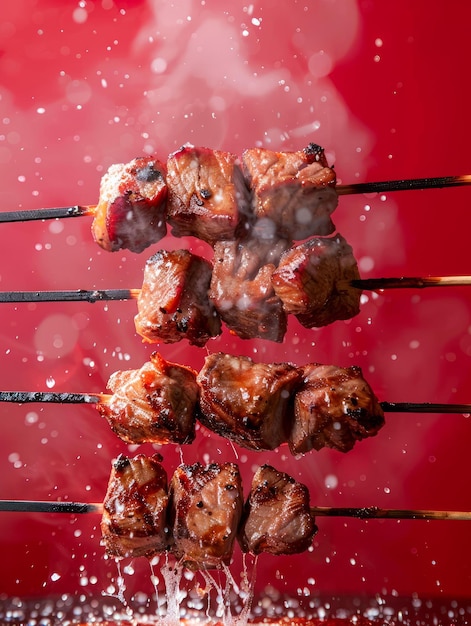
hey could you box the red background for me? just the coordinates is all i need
[0,0,471,619]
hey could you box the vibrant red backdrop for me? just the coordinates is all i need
[0,0,470,617]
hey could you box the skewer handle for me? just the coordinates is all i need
[351,275,471,291]
[0,205,95,223]
[381,401,471,414]
[0,500,102,513]
[310,506,471,521]
[336,174,471,196]
[0,391,102,403]
[0,289,137,303]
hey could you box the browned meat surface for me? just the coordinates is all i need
[166,145,252,244]
[272,234,361,328]
[197,353,302,451]
[101,453,169,558]
[209,232,290,343]
[168,462,243,570]
[242,144,337,240]
[134,249,221,346]
[91,156,167,253]
[97,352,199,445]
[239,465,317,555]
[289,363,385,454]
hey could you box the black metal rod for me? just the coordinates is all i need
[381,402,471,414]
[337,174,471,195]
[0,205,92,223]
[0,289,135,303]
[0,391,101,403]
[0,500,101,513]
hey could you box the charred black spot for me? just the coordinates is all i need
[136,163,163,183]
[175,316,189,332]
[113,454,130,472]
[200,188,212,199]
[196,500,204,508]
[345,406,367,421]
[304,143,324,160]
[242,416,258,430]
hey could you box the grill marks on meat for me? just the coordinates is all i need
[166,145,251,245]
[168,462,244,570]
[197,353,302,451]
[97,352,199,445]
[98,352,384,453]
[210,234,290,343]
[239,465,317,555]
[101,453,169,558]
[242,144,338,240]
[133,234,361,346]
[91,157,167,253]
[272,234,361,328]
[289,364,385,455]
[100,458,318,569]
[134,249,221,347]
[89,144,339,254]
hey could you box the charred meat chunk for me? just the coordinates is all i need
[242,144,337,240]
[168,462,243,570]
[289,363,385,454]
[134,249,221,347]
[97,352,199,445]
[239,464,317,555]
[166,145,251,244]
[101,453,169,558]
[91,156,167,253]
[272,234,361,328]
[197,353,302,451]
[209,231,290,343]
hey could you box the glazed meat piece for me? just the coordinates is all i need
[272,234,361,328]
[289,363,385,454]
[97,352,199,445]
[209,231,290,343]
[242,143,337,240]
[134,249,221,346]
[197,353,302,451]
[239,465,317,555]
[101,453,169,559]
[166,145,252,244]
[168,462,243,570]
[91,156,167,253]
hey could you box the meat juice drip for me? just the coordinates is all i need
[97,554,257,626]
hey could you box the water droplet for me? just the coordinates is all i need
[46,376,56,389]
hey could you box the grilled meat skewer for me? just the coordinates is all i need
[2,174,470,226]
[0,351,416,455]
[101,454,317,569]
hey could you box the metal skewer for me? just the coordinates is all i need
[335,174,471,196]
[0,205,96,223]
[0,499,469,521]
[0,174,470,224]
[0,390,469,415]
[0,275,470,304]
